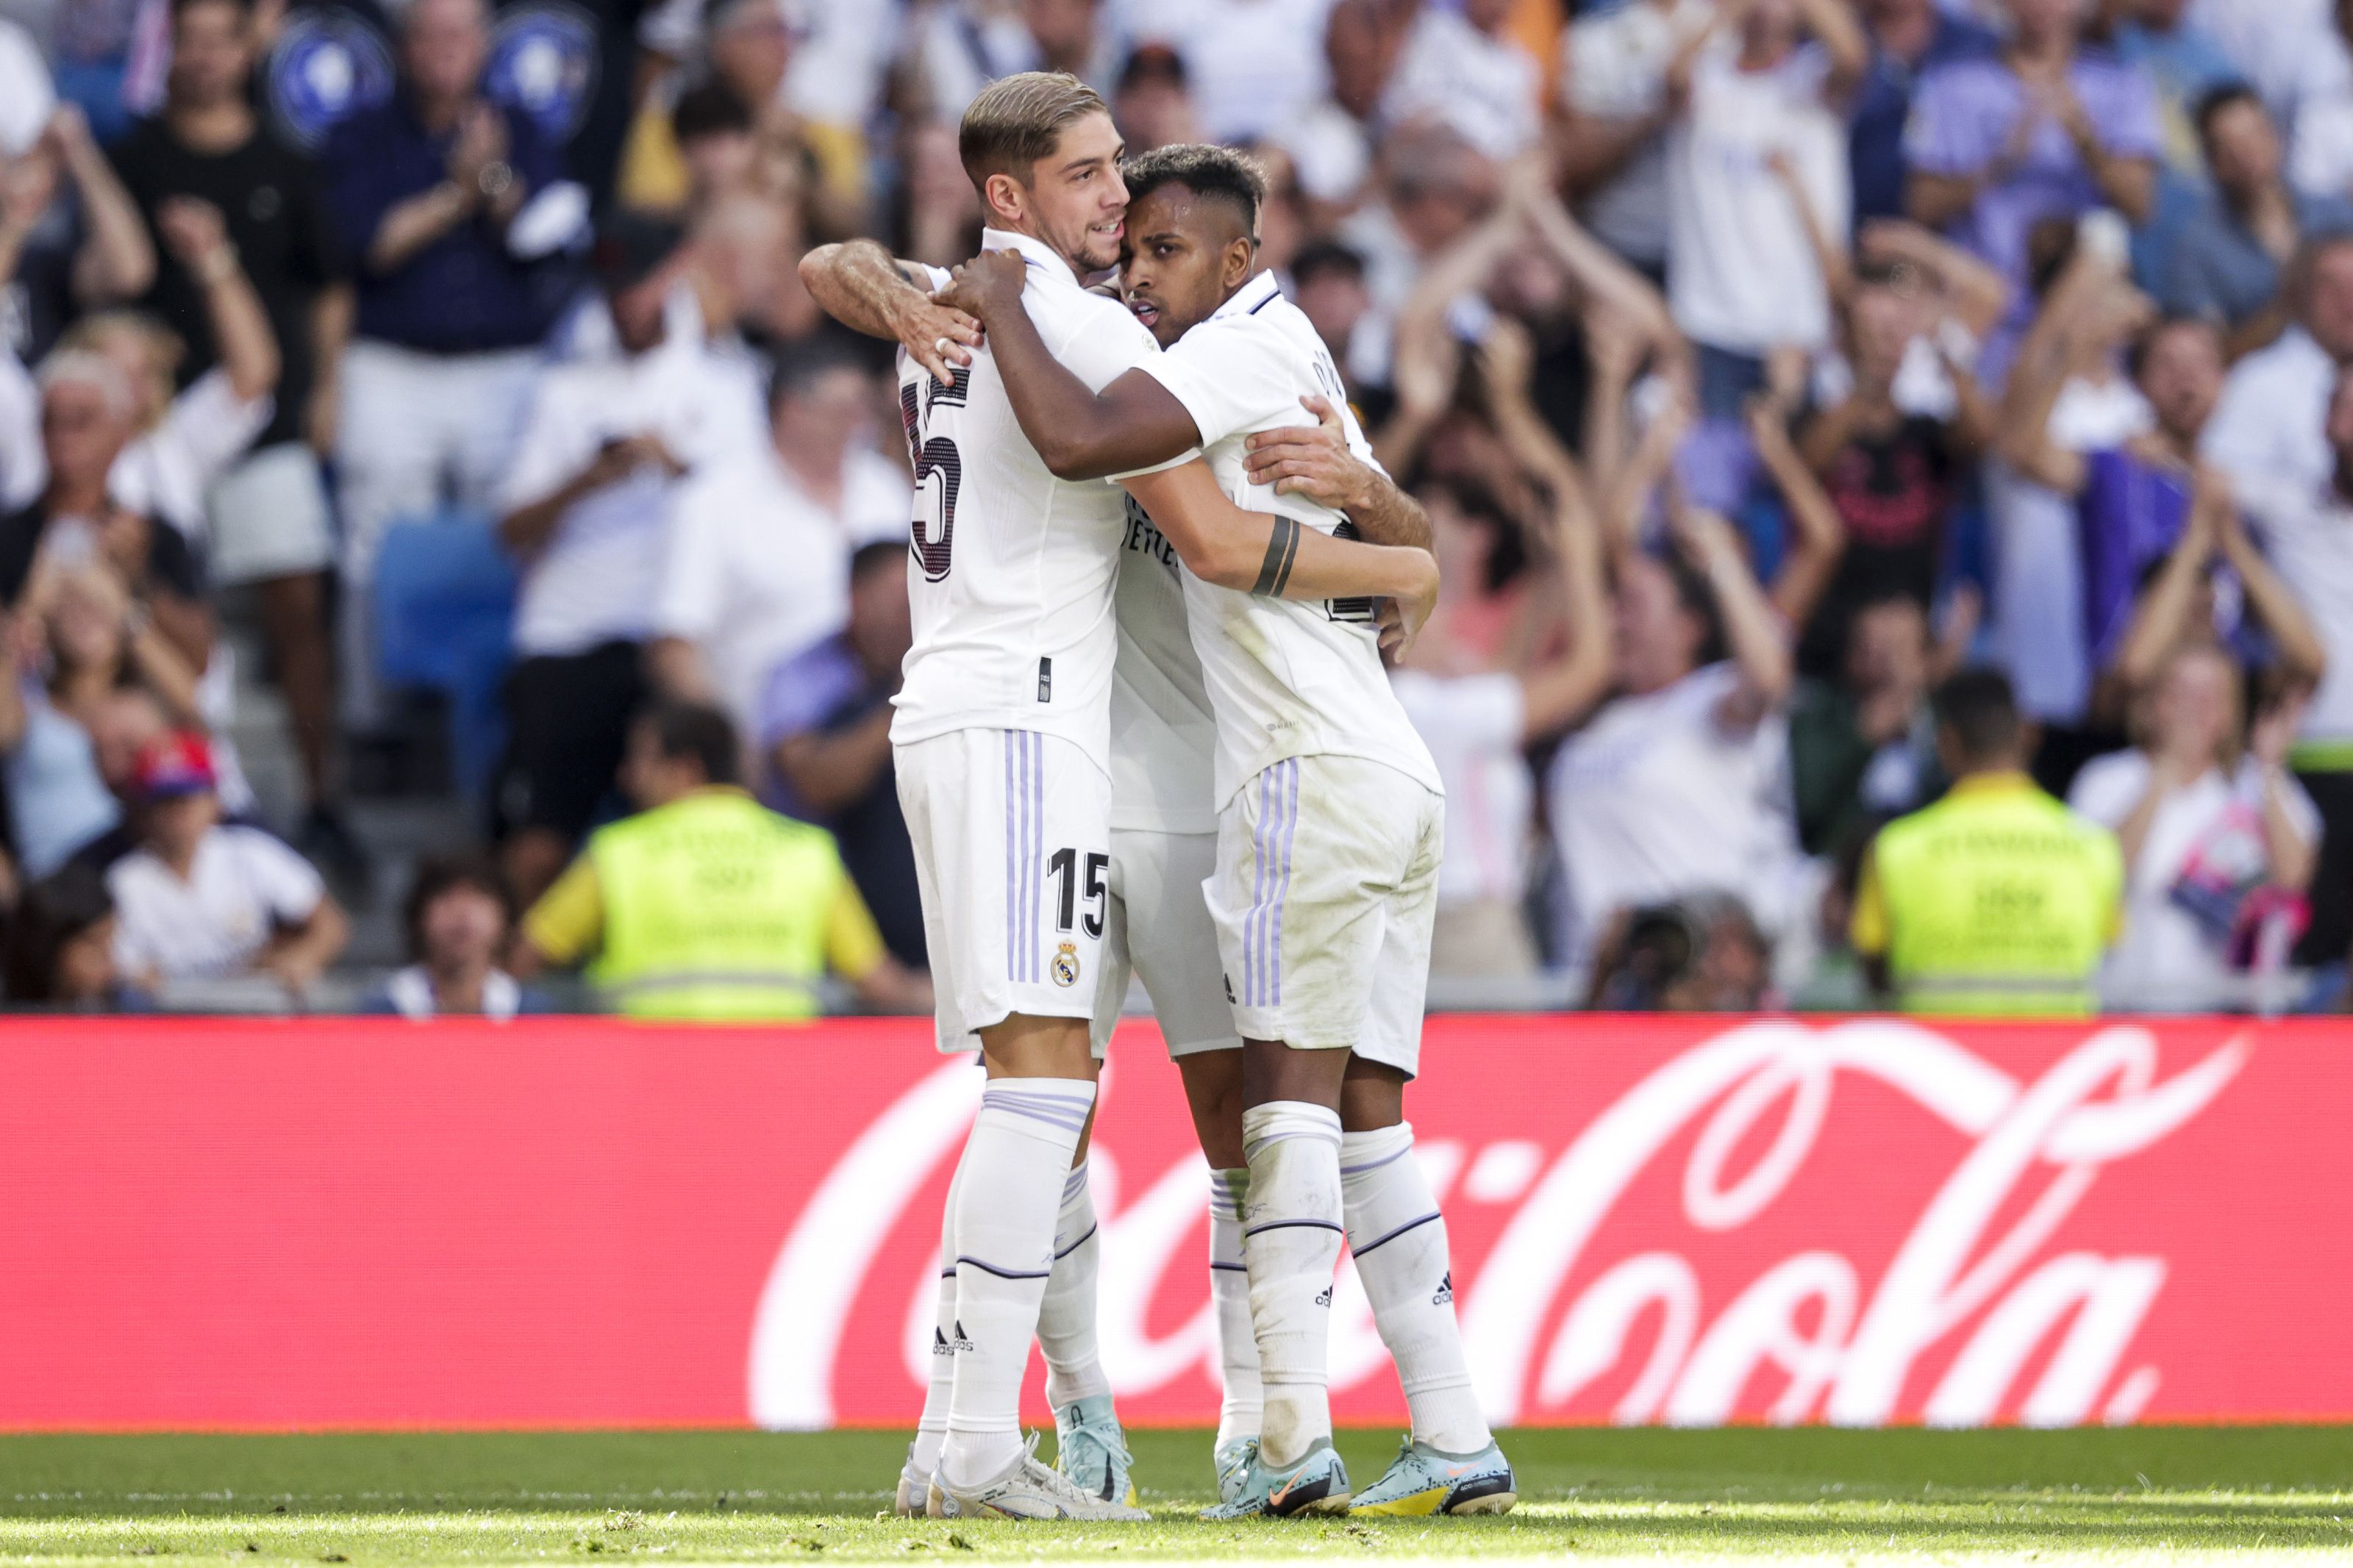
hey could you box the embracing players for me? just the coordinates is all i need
[935,143,1514,1520]
[800,76,1440,1522]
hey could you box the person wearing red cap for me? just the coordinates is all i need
[104,728,349,996]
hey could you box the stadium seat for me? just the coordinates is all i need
[371,510,518,802]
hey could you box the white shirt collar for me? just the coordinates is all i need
[981,226,1083,287]
[1210,269,1282,323]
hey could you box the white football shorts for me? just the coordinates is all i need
[1205,753,1443,1073]
[1089,828,1241,1062]
[897,727,1112,1053]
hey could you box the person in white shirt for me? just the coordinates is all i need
[650,337,910,737]
[1664,0,1865,406]
[491,215,766,907]
[932,145,1496,1519]
[1376,0,1541,161]
[1109,0,1334,146]
[1547,503,1804,989]
[366,852,543,1019]
[106,728,348,995]
[2232,362,2353,970]
[1557,0,1717,276]
[799,80,1435,1522]
[2068,641,2319,1012]
[2203,231,2353,505]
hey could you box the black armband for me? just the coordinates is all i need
[1252,515,1301,596]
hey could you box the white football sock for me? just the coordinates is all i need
[1341,1122,1490,1454]
[1209,1167,1262,1451]
[909,1154,961,1478]
[943,1077,1096,1489]
[1240,1100,1344,1469]
[1037,1161,1110,1409]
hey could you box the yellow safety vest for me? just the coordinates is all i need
[587,790,851,1021]
[1868,774,2123,1017]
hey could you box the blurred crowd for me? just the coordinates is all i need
[1,0,2349,1017]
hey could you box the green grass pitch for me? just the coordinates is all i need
[2,1427,2349,1564]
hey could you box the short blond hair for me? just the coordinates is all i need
[959,71,1108,190]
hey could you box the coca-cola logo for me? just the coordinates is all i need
[746,1020,2247,1430]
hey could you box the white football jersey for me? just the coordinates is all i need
[893,229,1162,775]
[1131,271,1443,807]
[1111,495,1218,834]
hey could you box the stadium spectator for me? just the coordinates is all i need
[0,353,211,681]
[1663,0,1864,410]
[1,860,152,1009]
[1850,0,1998,226]
[365,851,544,1018]
[2203,231,2353,506]
[1904,0,2162,354]
[760,540,923,967]
[1851,668,2123,1016]
[650,336,907,737]
[1122,0,1334,147]
[1546,500,1802,987]
[105,728,349,995]
[1585,892,1777,1011]
[1796,223,2001,676]
[1555,0,1711,280]
[666,82,759,220]
[108,0,353,872]
[2280,0,2353,202]
[1111,44,1199,158]
[1790,589,1946,865]
[2163,85,2353,356]
[490,215,764,908]
[0,102,155,366]
[0,554,203,879]
[1393,454,1611,980]
[1377,0,1541,162]
[2070,642,2319,1012]
[53,685,172,877]
[2109,0,2243,193]
[515,700,929,1019]
[2232,365,2353,976]
[1982,240,2155,765]
[321,0,567,728]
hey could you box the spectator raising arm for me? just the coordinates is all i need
[154,198,279,404]
[51,106,155,306]
[1748,393,1846,630]
[1668,495,1794,727]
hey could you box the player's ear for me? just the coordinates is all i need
[983,171,1025,228]
[1224,235,1254,289]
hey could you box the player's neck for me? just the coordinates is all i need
[982,220,1087,282]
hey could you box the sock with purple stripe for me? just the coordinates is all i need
[910,1154,963,1480]
[1037,1160,1110,1408]
[943,1076,1096,1489]
[1240,1099,1343,1469]
[1210,1167,1262,1451]
[1341,1122,1488,1454]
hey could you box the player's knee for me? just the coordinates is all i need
[1180,1050,1248,1167]
[1338,1061,1406,1134]
[1240,1038,1350,1110]
[979,1013,1100,1080]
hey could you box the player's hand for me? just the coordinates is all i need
[1243,395,1374,509]
[1378,548,1440,660]
[933,249,1027,329]
[890,279,982,387]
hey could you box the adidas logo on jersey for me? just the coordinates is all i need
[1432,1272,1454,1306]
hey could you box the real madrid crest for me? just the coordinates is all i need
[1051,942,1082,988]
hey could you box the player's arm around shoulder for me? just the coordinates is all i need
[799,238,979,386]
[931,249,1200,479]
[1117,460,1442,650]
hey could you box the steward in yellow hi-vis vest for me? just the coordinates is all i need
[1852,671,2123,1017]
[520,703,928,1021]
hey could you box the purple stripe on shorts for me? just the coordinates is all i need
[1017,731,1035,983]
[1248,766,1273,1007]
[1030,731,1045,981]
[1003,732,1018,983]
[1270,760,1299,1007]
